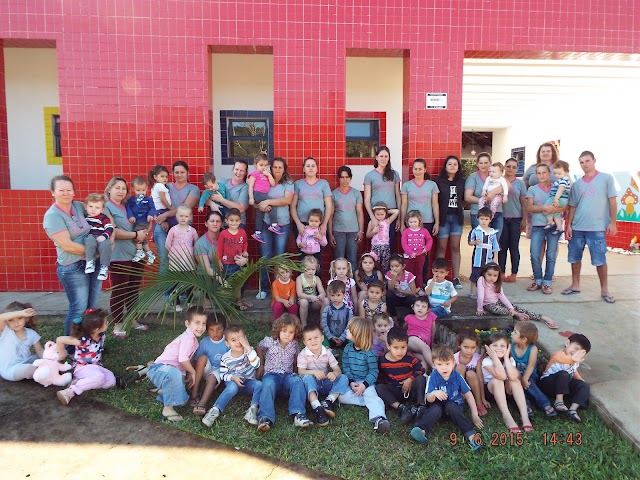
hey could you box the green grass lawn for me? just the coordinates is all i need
[38,322,640,480]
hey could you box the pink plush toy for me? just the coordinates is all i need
[33,341,73,387]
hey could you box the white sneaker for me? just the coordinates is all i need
[202,406,220,427]
[132,250,146,262]
[244,404,259,425]
[293,413,313,428]
[174,304,183,313]
[255,291,267,300]
[85,260,96,274]
[146,251,156,264]
[97,265,109,281]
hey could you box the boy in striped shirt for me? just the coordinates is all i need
[375,327,426,425]
[202,325,262,427]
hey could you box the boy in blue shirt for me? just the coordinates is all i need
[410,344,483,450]
[190,314,229,416]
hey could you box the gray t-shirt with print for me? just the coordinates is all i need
[364,169,401,210]
[332,187,363,232]
[401,179,439,223]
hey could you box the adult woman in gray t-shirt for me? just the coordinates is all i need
[43,175,103,347]
[104,176,149,338]
[363,146,402,249]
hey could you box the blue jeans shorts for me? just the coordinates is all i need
[437,214,463,238]
[568,230,607,266]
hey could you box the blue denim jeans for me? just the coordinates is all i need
[471,212,504,241]
[259,223,291,293]
[302,373,349,397]
[258,372,307,423]
[56,260,103,349]
[530,226,560,286]
[153,223,169,275]
[498,217,522,275]
[214,378,262,412]
[147,363,189,407]
[339,385,387,421]
[333,232,358,272]
[430,306,450,318]
[525,377,551,409]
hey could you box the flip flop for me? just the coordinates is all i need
[163,413,183,423]
[542,317,558,329]
[193,405,206,416]
[522,424,534,433]
[508,426,522,434]
[134,324,149,331]
[601,294,616,304]
[561,288,580,295]
[544,405,558,417]
[554,401,568,412]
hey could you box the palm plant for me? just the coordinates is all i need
[113,251,301,330]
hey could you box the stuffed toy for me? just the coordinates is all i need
[33,341,73,387]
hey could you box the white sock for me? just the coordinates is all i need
[311,399,321,409]
[327,394,338,402]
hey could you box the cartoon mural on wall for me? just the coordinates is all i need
[615,171,640,223]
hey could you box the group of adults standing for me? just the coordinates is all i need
[42,143,617,341]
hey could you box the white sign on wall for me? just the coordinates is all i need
[426,92,447,109]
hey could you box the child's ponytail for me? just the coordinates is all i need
[70,308,109,339]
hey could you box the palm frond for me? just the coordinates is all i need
[110,250,302,330]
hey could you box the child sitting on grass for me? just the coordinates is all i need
[321,281,353,349]
[256,314,311,431]
[511,322,557,417]
[375,327,427,425]
[540,333,591,423]
[147,307,207,422]
[454,330,488,416]
[410,344,483,450]
[481,332,532,433]
[339,317,391,434]
[190,314,229,416]
[298,324,349,427]
[202,325,261,427]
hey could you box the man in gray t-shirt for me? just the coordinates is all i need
[563,151,618,303]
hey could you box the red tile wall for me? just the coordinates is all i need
[0,0,638,290]
[0,43,8,189]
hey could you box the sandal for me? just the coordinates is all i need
[542,285,553,295]
[544,405,558,417]
[554,401,568,412]
[134,323,149,331]
[504,274,517,282]
[601,294,616,304]
[238,303,249,311]
[567,409,582,423]
[477,404,488,416]
[240,298,254,308]
[527,405,533,416]
[542,316,558,329]
[527,283,542,292]
[162,413,183,423]
[508,426,522,434]
[522,424,534,433]
[561,288,580,295]
[193,405,207,416]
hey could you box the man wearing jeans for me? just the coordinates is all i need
[562,151,618,303]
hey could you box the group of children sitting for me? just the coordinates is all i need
[1,291,591,448]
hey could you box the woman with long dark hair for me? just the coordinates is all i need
[434,156,465,289]
[255,157,295,299]
[363,146,401,248]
